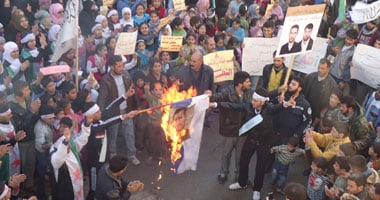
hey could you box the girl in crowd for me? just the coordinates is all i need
[3,42,28,83]
[133,4,150,27]
[120,7,134,28]
[171,17,186,38]
[138,22,157,52]
[182,33,203,58]
[95,15,112,40]
[147,0,166,19]
[107,9,122,37]
[86,43,108,81]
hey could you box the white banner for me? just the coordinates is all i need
[242,37,279,76]
[349,1,380,24]
[351,44,380,89]
[284,37,328,74]
[51,0,79,62]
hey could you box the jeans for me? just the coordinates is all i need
[219,136,246,179]
[272,157,289,189]
[36,151,49,200]
[107,118,136,158]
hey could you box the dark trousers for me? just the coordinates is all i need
[238,139,271,191]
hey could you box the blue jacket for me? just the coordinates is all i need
[365,92,380,128]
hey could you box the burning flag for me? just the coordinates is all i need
[160,86,209,174]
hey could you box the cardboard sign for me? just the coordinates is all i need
[115,31,138,55]
[242,37,279,76]
[203,50,234,83]
[157,12,176,31]
[351,44,380,89]
[173,0,186,11]
[160,36,183,52]
[103,0,115,6]
[40,65,70,75]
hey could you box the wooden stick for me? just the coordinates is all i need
[280,55,296,97]
[137,103,172,114]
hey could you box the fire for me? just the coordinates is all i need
[161,84,197,167]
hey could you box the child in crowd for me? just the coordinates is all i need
[138,22,157,52]
[3,41,28,83]
[325,156,351,199]
[95,15,112,40]
[214,34,226,51]
[133,71,148,151]
[182,33,203,58]
[120,7,134,28]
[271,136,305,192]
[135,40,153,75]
[147,0,166,19]
[20,32,50,84]
[307,157,329,200]
[337,142,357,158]
[226,18,245,45]
[148,11,161,34]
[368,141,380,172]
[86,43,108,81]
[171,17,187,38]
[158,24,172,45]
[107,9,122,36]
[133,4,150,27]
[144,81,166,165]
[145,59,168,88]
[304,121,351,161]
[313,90,343,133]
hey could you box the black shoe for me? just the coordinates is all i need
[303,167,311,176]
[218,174,227,184]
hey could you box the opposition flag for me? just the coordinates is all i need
[51,0,79,62]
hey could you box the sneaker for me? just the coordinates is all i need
[252,191,260,200]
[228,182,247,190]
[129,156,141,166]
[218,174,227,184]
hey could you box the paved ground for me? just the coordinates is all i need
[121,113,309,200]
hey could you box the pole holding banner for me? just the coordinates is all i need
[280,55,295,98]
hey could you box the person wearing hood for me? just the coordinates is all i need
[338,95,370,156]
[248,3,262,20]
[4,9,29,47]
[3,41,30,84]
[48,24,61,52]
[79,0,97,37]
[49,3,65,25]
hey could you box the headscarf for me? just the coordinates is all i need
[21,33,39,57]
[34,10,51,29]
[3,42,22,75]
[48,24,61,43]
[120,7,134,27]
[10,9,29,32]
[248,3,261,19]
[95,15,106,24]
[49,3,64,25]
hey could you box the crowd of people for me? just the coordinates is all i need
[0,0,379,199]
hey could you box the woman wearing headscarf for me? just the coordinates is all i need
[19,32,50,83]
[4,9,29,46]
[49,3,65,25]
[48,24,61,52]
[79,0,97,37]
[34,10,52,40]
[3,41,29,83]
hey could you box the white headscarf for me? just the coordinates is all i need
[120,7,134,27]
[48,24,61,42]
[95,14,106,24]
[3,42,22,75]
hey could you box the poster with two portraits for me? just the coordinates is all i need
[276,4,325,57]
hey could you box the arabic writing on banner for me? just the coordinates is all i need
[351,44,380,89]
[114,31,138,55]
[40,65,70,75]
[203,50,234,83]
[349,1,380,24]
[157,12,176,30]
[242,37,279,76]
[160,36,183,52]
[173,0,186,11]
[284,37,328,74]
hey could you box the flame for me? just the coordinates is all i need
[161,84,197,168]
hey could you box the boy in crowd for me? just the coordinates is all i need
[307,157,329,200]
[271,136,305,193]
[325,156,351,199]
